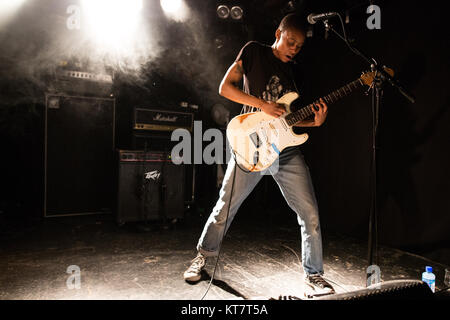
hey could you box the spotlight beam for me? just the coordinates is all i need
[160,0,181,14]
[160,0,189,22]
[0,0,27,26]
[80,0,143,53]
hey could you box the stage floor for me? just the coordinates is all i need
[0,213,448,300]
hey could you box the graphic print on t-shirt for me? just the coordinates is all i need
[262,76,283,102]
[242,75,295,114]
[262,75,286,102]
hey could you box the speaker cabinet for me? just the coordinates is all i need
[44,94,115,217]
[116,150,185,225]
[131,132,195,204]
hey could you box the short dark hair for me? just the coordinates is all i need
[278,13,306,35]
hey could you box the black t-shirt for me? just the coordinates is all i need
[235,41,303,114]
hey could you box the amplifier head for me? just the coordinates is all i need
[133,108,194,132]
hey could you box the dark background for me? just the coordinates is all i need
[0,0,448,261]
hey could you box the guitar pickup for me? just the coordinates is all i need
[253,150,259,165]
[249,132,261,148]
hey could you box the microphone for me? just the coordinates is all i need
[307,12,338,24]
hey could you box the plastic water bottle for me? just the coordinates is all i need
[422,266,435,293]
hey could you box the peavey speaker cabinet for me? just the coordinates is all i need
[116,150,185,225]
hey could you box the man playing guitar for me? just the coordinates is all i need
[184,13,334,297]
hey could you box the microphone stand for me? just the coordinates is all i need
[319,18,415,286]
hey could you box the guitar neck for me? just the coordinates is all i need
[285,78,364,127]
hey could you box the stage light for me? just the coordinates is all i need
[230,6,243,20]
[306,26,313,38]
[80,0,143,53]
[160,0,181,14]
[214,35,226,49]
[160,0,189,22]
[0,0,26,11]
[0,0,27,26]
[216,5,230,19]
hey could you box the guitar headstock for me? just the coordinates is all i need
[360,66,395,86]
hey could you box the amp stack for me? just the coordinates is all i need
[115,106,195,225]
[44,62,115,217]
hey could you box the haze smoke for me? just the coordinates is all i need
[0,0,242,111]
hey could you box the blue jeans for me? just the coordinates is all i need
[197,146,324,275]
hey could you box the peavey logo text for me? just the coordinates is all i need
[145,170,161,181]
[153,113,178,122]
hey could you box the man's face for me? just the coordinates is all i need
[275,28,305,63]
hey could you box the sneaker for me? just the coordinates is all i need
[183,252,206,282]
[304,274,335,297]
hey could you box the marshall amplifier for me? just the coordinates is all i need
[133,108,194,132]
[116,150,185,225]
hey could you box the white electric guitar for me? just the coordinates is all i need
[226,69,393,172]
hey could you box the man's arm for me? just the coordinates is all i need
[219,60,286,117]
